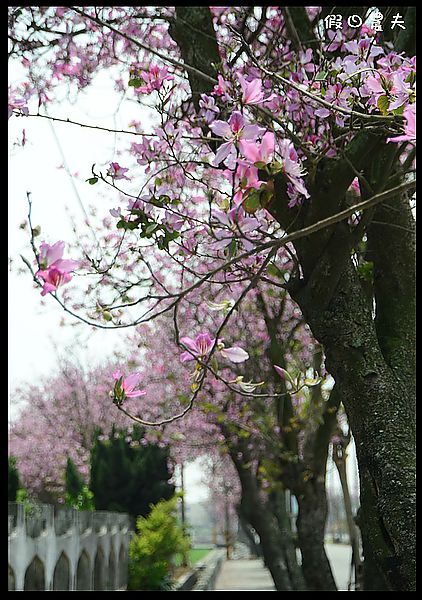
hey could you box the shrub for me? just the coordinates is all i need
[64,457,95,510]
[8,456,20,501]
[128,494,190,591]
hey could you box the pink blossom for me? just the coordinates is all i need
[388,73,412,111]
[239,75,265,105]
[363,74,385,105]
[349,178,361,196]
[274,365,287,379]
[38,241,66,268]
[387,103,416,143]
[180,332,215,362]
[210,111,266,166]
[343,38,384,63]
[219,346,249,363]
[199,93,220,123]
[107,162,130,180]
[315,83,354,126]
[180,332,249,364]
[36,241,80,296]
[278,139,309,202]
[239,75,276,105]
[240,131,275,165]
[232,162,266,205]
[213,74,230,97]
[112,369,146,400]
[8,96,29,119]
[134,64,173,94]
[212,207,259,251]
[37,267,73,296]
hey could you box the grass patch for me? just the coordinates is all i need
[189,547,212,564]
[174,547,213,567]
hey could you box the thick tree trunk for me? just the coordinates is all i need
[236,508,263,558]
[269,490,307,591]
[236,473,293,591]
[296,481,337,591]
[356,476,392,591]
[290,261,416,591]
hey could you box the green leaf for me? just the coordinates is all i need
[166,230,180,242]
[144,223,160,236]
[243,191,261,214]
[117,219,139,230]
[149,197,164,208]
[357,260,374,281]
[86,177,98,185]
[227,239,237,258]
[377,95,390,115]
[267,263,283,279]
[128,77,143,88]
[392,104,405,116]
[315,70,328,81]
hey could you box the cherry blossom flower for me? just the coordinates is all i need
[212,207,259,251]
[219,346,249,363]
[180,332,249,363]
[134,64,173,94]
[274,365,295,386]
[232,162,266,205]
[37,267,73,296]
[112,369,146,403]
[238,75,266,105]
[238,75,276,105]
[180,332,215,362]
[387,103,416,143]
[109,207,122,218]
[199,93,220,123]
[107,162,130,180]
[240,131,275,165]
[278,139,310,204]
[388,73,413,111]
[343,38,384,64]
[315,83,355,126]
[213,74,230,98]
[210,111,266,167]
[8,96,29,119]
[36,241,80,296]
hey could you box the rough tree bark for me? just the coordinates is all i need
[229,450,293,591]
[268,490,307,591]
[259,296,338,591]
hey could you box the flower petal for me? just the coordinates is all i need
[220,346,249,363]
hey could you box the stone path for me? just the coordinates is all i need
[214,559,276,591]
[213,542,352,591]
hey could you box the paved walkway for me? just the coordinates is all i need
[213,543,352,591]
[214,559,276,591]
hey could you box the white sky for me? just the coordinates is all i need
[9,69,136,409]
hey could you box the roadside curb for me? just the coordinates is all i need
[174,549,226,591]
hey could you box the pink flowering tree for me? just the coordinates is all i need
[9,6,415,591]
[116,277,343,591]
[8,353,149,503]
